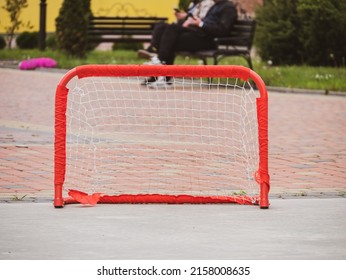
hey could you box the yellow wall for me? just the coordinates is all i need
[0,0,179,33]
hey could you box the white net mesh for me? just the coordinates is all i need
[65,76,260,201]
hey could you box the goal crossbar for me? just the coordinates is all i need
[54,65,270,208]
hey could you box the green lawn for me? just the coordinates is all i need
[1,48,345,92]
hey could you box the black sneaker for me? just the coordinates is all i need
[141,76,157,85]
[141,76,173,87]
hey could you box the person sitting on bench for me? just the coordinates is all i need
[138,0,214,59]
[142,0,238,87]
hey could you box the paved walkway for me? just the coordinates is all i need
[0,67,345,261]
[0,68,345,201]
[1,198,345,260]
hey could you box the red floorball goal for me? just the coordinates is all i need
[54,65,270,208]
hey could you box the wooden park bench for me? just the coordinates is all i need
[178,20,256,69]
[88,16,168,43]
[88,15,256,70]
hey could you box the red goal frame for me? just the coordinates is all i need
[54,65,270,208]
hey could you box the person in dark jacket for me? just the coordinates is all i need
[138,0,214,59]
[143,0,238,86]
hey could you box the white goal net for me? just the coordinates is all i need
[54,65,270,207]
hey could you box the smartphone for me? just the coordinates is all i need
[187,12,196,20]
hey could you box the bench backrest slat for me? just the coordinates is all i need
[88,16,168,43]
[91,16,168,21]
[223,20,256,49]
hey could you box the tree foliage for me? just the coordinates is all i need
[55,0,91,58]
[297,0,346,66]
[255,0,346,66]
[1,0,32,49]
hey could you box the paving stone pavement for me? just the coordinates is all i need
[1,67,346,263]
[0,67,345,202]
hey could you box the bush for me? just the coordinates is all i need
[16,31,39,49]
[297,0,346,66]
[255,0,346,66]
[0,36,6,49]
[45,33,57,50]
[56,0,90,57]
[255,0,302,65]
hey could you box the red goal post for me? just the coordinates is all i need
[54,65,270,208]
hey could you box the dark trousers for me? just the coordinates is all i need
[157,24,215,65]
[151,21,169,51]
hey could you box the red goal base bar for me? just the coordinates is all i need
[56,189,268,208]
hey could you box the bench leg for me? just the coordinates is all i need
[213,56,219,66]
[244,55,253,70]
[216,54,254,70]
[200,57,213,84]
[201,57,208,66]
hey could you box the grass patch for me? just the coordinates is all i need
[216,57,346,92]
[1,48,345,92]
[255,64,346,92]
[11,194,27,201]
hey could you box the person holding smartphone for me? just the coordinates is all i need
[174,0,213,25]
[141,0,238,87]
[138,0,214,59]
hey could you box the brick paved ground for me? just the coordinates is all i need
[269,92,346,196]
[0,68,345,202]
